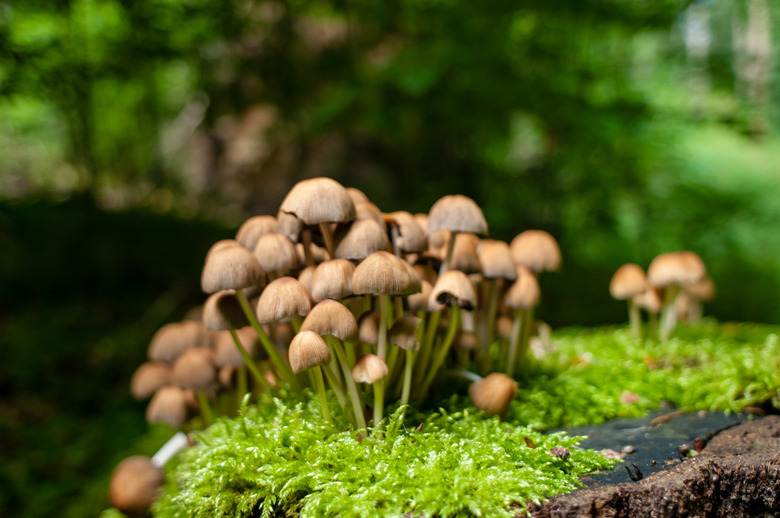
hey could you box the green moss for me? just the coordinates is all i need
[154,322,780,517]
[506,321,780,429]
[155,396,614,517]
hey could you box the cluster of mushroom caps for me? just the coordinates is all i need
[114,177,564,514]
[609,251,714,341]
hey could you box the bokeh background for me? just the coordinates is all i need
[2,0,779,515]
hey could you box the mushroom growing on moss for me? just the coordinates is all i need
[609,263,648,339]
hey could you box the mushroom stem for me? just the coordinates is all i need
[196,391,214,427]
[301,229,315,266]
[321,358,346,410]
[517,307,534,372]
[235,290,301,390]
[331,339,368,435]
[443,368,483,384]
[229,328,269,391]
[236,366,248,409]
[628,299,641,340]
[418,303,461,401]
[400,349,415,406]
[414,309,440,386]
[151,432,189,468]
[660,285,681,342]
[505,307,527,378]
[319,222,336,259]
[313,366,333,424]
[373,379,385,431]
[439,231,459,276]
[377,294,390,360]
[479,279,499,372]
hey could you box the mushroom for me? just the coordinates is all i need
[469,372,518,418]
[647,251,706,341]
[309,259,356,302]
[426,194,488,275]
[253,232,300,279]
[388,315,422,406]
[289,330,333,424]
[109,456,166,516]
[235,215,278,250]
[352,353,389,430]
[509,230,561,275]
[130,362,171,400]
[609,263,648,339]
[504,266,540,378]
[146,385,189,427]
[476,239,517,370]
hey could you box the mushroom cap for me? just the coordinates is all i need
[300,299,358,342]
[256,276,313,323]
[609,263,647,300]
[389,211,427,253]
[204,239,242,262]
[430,269,477,309]
[170,347,216,391]
[504,266,540,309]
[352,251,413,296]
[201,245,265,294]
[334,219,390,260]
[683,276,716,301]
[146,385,188,427]
[203,290,249,330]
[358,311,380,344]
[647,251,706,287]
[400,258,422,295]
[450,233,482,274]
[509,230,561,274]
[277,210,303,242]
[236,215,278,250]
[354,201,385,228]
[309,259,355,302]
[633,283,662,313]
[352,353,389,383]
[469,373,518,417]
[109,456,165,516]
[346,187,371,205]
[130,362,171,400]
[477,239,517,280]
[407,280,437,312]
[297,264,318,292]
[148,321,210,364]
[426,195,488,235]
[253,232,300,273]
[388,315,422,351]
[495,315,514,340]
[454,330,479,350]
[279,177,356,225]
[288,330,331,373]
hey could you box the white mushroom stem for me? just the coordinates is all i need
[400,349,415,406]
[417,303,461,401]
[505,307,529,379]
[628,299,641,340]
[660,285,681,342]
[439,230,458,276]
[319,222,336,259]
[151,432,189,468]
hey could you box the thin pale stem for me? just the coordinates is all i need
[236,366,248,410]
[418,304,461,400]
[331,339,367,435]
[319,222,336,259]
[505,307,526,378]
[235,290,301,390]
[313,366,332,424]
[302,229,315,266]
[480,279,499,373]
[517,307,534,372]
[439,230,458,276]
[377,293,389,360]
[660,285,680,342]
[628,299,641,340]
[414,309,440,385]
[373,379,385,430]
[400,349,415,406]
[229,328,269,390]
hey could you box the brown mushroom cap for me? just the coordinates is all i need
[358,311,380,344]
[277,210,303,242]
[426,195,488,235]
[236,215,278,250]
[310,259,355,302]
[146,385,188,427]
[407,280,436,313]
[213,327,260,367]
[288,330,331,373]
[201,245,265,294]
[131,362,171,400]
[255,276,313,323]
[450,233,482,274]
[504,266,540,309]
[354,201,385,228]
[609,263,647,300]
[204,239,242,262]
[633,283,662,313]
[351,353,389,383]
[388,315,422,351]
[297,264,318,292]
[430,269,477,309]
[170,347,216,391]
[352,251,413,296]
[334,219,390,260]
[109,456,165,516]
[279,177,356,225]
[683,276,716,301]
[203,290,249,330]
[148,321,210,364]
[253,232,300,273]
[469,373,518,417]
[509,230,561,274]
[389,211,427,253]
[647,251,706,287]
[495,315,514,340]
[346,187,371,205]
[477,239,517,280]
[300,299,359,342]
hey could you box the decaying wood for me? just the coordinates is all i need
[530,415,780,517]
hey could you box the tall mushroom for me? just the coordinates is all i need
[426,194,488,275]
[609,263,648,339]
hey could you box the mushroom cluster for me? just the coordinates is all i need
[118,177,566,510]
[610,251,714,341]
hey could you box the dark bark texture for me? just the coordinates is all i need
[530,415,780,517]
